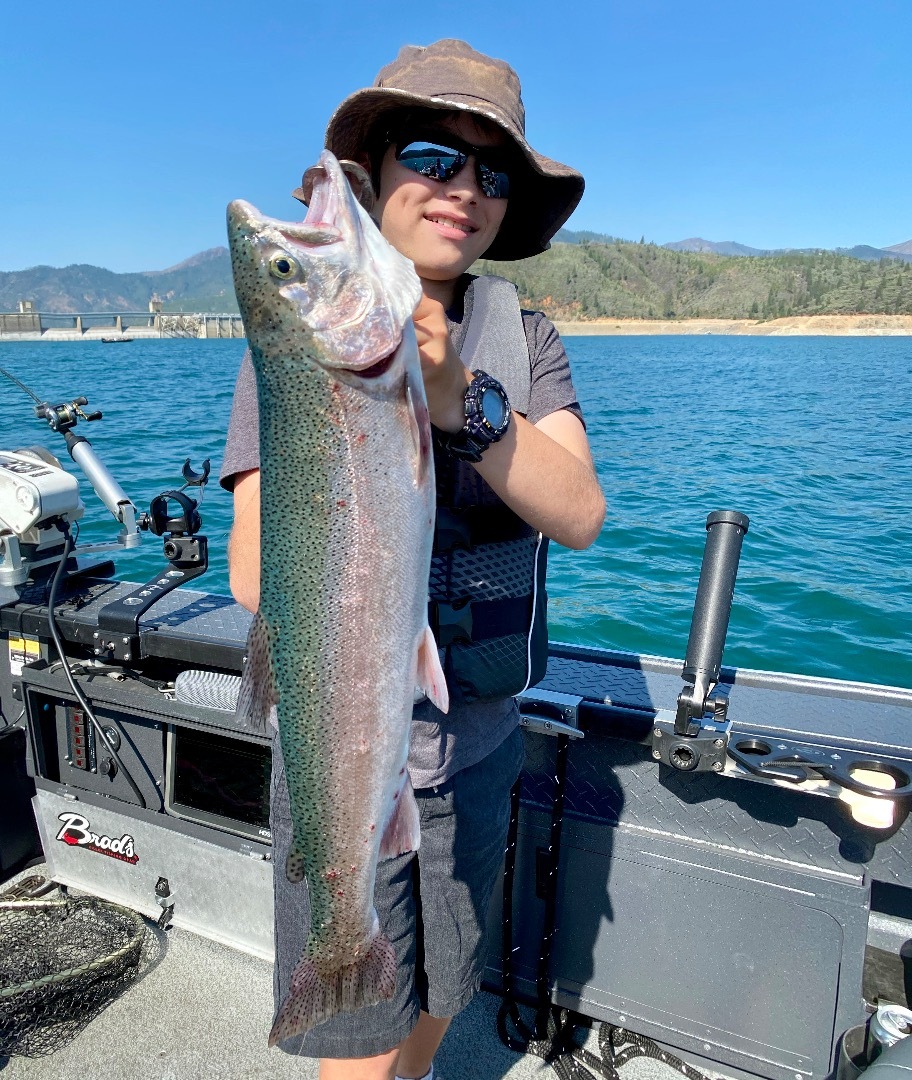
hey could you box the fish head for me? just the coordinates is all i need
[227,151,423,387]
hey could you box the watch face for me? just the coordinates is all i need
[480,386,507,429]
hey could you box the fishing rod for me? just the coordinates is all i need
[0,364,213,810]
[0,364,210,583]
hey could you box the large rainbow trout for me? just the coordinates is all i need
[227,151,448,1045]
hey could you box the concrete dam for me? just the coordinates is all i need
[0,303,244,342]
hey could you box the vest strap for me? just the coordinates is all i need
[434,505,534,553]
[429,595,532,647]
[459,277,531,415]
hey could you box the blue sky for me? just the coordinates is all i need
[2,0,909,272]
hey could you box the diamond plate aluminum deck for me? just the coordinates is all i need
[531,645,912,887]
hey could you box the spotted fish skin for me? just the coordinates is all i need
[227,152,448,1046]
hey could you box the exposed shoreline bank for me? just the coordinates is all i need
[3,314,912,343]
[552,315,912,336]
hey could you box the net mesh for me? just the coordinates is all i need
[0,887,150,1058]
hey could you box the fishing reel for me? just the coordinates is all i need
[34,396,103,433]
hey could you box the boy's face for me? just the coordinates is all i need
[373,113,509,288]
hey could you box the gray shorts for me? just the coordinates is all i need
[269,724,524,1059]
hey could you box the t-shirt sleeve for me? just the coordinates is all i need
[522,311,585,428]
[219,348,260,491]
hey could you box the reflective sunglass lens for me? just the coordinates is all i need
[478,165,509,199]
[397,143,465,182]
[396,140,509,198]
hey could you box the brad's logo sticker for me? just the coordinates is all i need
[55,813,139,864]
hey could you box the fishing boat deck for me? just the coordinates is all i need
[0,863,708,1080]
[3,584,912,1080]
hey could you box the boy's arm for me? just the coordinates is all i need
[415,297,606,550]
[228,468,261,612]
[473,406,605,550]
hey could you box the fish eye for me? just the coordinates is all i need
[269,254,300,280]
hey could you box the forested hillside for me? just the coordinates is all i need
[476,241,912,321]
[5,240,912,321]
[0,249,235,314]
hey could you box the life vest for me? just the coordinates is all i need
[428,276,549,704]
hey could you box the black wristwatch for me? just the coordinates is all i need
[442,370,511,462]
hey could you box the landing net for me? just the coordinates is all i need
[0,889,149,1057]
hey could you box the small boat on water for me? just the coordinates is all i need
[100,336,133,343]
[0,399,910,1080]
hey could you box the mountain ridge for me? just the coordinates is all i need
[4,235,912,320]
[0,249,238,314]
[556,230,912,264]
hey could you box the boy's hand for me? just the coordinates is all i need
[412,294,473,434]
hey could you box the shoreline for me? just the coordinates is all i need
[2,314,911,343]
[551,315,912,336]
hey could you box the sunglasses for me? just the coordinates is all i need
[394,134,511,200]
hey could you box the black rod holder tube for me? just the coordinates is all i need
[677,510,749,732]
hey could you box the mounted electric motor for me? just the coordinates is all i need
[0,449,84,586]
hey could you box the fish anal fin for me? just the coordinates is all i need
[417,624,449,714]
[378,776,420,860]
[237,612,278,735]
[268,931,397,1046]
[286,849,306,884]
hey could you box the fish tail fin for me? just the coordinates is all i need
[417,624,449,713]
[267,932,397,1046]
[237,612,278,734]
[379,775,420,859]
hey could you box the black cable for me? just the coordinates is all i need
[46,522,147,809]
[0,708,26,731]
[497,734,573,1054]
[48,659,172,693]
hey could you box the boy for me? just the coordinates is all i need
[221,38,605,1080]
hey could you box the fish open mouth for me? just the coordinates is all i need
[301,169,342,238]
[294,157,373,244]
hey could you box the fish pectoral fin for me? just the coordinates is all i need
[416,624,449,714]
[237,612,279,734]
[378,776,420,860]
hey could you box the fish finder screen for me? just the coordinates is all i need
[170,727,270,832]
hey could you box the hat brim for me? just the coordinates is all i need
[324,87,584,261]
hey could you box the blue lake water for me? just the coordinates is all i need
[1,335,910,689]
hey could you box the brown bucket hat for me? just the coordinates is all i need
[321,38,585,261]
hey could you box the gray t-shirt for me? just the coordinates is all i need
[220,276,583,789]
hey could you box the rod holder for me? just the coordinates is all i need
[675,510,749,735]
